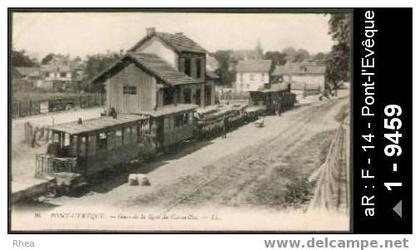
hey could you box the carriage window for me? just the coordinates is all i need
[107,131,115,150]
[53,132,59,143]
[97,132,107,151]
[115,129,122,147]
[64,133,70,146]
[70,135,77,156]
[79,136,86,157]
[123,86,137,95]
[174,113,189,127]
[123,127,131,145]
[88,135,96,156]
[137,122,143,143]
[183,113,189,125]
[174,114,182,127]
[131,125,138,144]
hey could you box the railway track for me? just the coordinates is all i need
[164,98,345,212]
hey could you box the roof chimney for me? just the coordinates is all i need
[146,27,156,36]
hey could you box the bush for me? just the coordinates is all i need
[284,177,313,207]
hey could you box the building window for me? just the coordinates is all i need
[60,72,67,78]
[45,72,50,78]
[196,58,201,78]
[184,58,191,76]
[123,86,137,95]
[240,73,243,83]
[250,74,255,81]
[163,87,174,105]
[261,73,265,81]
[183,88,191,103]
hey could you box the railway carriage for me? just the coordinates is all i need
[36,114,153,177]
[248,83,296,115]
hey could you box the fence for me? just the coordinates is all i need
[35,154,77,177]
[308,116,349,212]
[12,93,105,119]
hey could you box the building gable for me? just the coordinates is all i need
[129,28,206,55]
[132,36,178,69]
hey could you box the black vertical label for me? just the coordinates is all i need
[353,8,412,233]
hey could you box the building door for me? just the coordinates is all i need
[123,85,139,113]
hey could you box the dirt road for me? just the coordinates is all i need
[45,93,349,213]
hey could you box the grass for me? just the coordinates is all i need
[245,129,336,210]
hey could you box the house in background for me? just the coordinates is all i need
[92,28,216,148]
[12,67,41,90]
[234,60,272,92]
[272,62,327,93]
[13,67,41,81]
[38,55,74,90]
[228,40,264,72]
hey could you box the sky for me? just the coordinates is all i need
[12,12,335,60]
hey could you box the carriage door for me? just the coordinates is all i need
[123,85,139,113]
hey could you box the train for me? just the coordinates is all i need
[35,89,296,180]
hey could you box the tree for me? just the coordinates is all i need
[294,49,310,62]
[41,53,55,64]
[312,52,327,63]
[325,43,350,88]
[214,50,235,86]
[264,51,287,71]
[325,13,351,89]
[83,52,122,92]
[282,47,297,61]
[11,50,37,67]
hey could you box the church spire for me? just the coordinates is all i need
[256,39,263,59]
